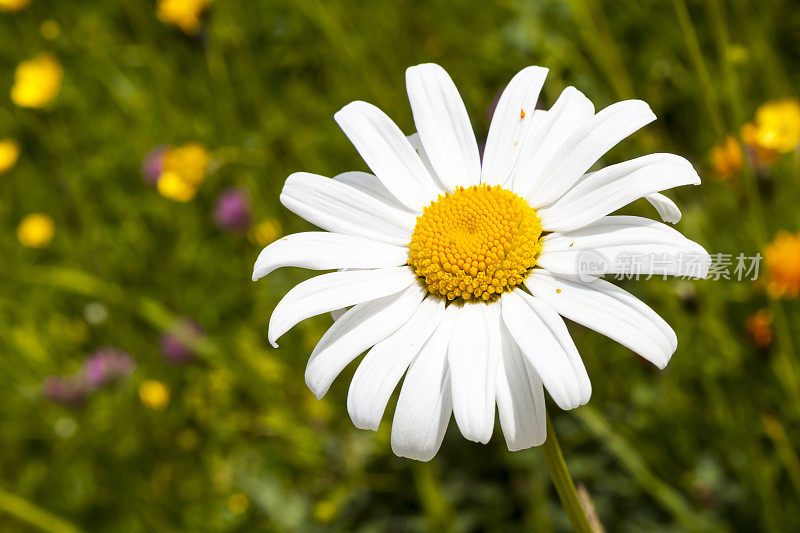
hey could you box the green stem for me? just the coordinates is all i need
[0,487,83,533]
[541,413,593,533]
[413,461,459,533]
[672,0,726,137]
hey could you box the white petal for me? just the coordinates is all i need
[333,171,412,212]
[481,66,549,187]
[526,99,656,207]
[525,270,677,369]
[538,216,710,279]
[501,290,591,410]
[305,283,425,398]
[495,326,547,450]
[538,154,700,232]
[406,133,447,193]
[646,192,682,224]
[447,304,500,443]
[281,172,417,246]
[391,309,456,461]
[334,101,439,212]
[512,86,595,197]
[253,232,409,281]
[330,308,348,322]
[406,63,481,190]
[347,297,445,430]
[268,267,416,347]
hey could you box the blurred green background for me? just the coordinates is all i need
[2,0,800,531]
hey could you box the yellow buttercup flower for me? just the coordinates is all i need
[248,218,282,247]
[709,136,743,181]
[17,213,54,248]
[741,122,779,167]
[0,0,31,12]
[11,53,63,108]
[765,231,800,299]
[157,170,198,202]
[139,380,171,410]
[0,139,21,174]
[156,143,210,201]
[157,0,212,35]
[163,143,209,187]
[753,99,800,153]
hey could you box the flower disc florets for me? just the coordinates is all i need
[408,184,543,302]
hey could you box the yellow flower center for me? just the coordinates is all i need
[408,184,543,302]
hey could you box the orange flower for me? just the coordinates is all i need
[709,136,743,181]
[746,309,773,347]
[764,231,800,298]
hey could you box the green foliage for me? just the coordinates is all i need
[1,0,800,531]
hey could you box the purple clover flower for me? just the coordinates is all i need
[82,347,135,389]
[42,376,87,408]
[213,187,252,233]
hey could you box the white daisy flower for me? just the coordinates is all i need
[253,64,710,461]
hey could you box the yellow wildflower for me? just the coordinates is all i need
[709,136,742,181]
[11,53,63,108]
[248,218,282,247]
[746,309,773,348]
[139,380,171,410]
[0,139,20,174]
[157,0,212,35]
[753,99,800,153]
[156,143,210,201]
[0,0,31,12]
[741,122,779,167]
[163,143,209,187]
[17,213,54,248]
[157,170,198,202]
[765,231,800,298]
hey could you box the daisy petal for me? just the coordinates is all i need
[281,172,417,246]
[538,154,700,232]
[538,216,710,279]
[348,296,445,430]
[391,309,456,461]
[512,86,595,197]
[525,270,677,369]
[495,326,547,450]
[406,63,481,190]
[447,304,500,443]
[268,267,416,347]
[527,100,656,207]
[333,171,412,211]
[253,232,410,281]
[406,133,447,191]
[334,101,439,212]
[305,283,426,398]
[481,66,549,187]
[646,192,682,224]
[501,290,591,410]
